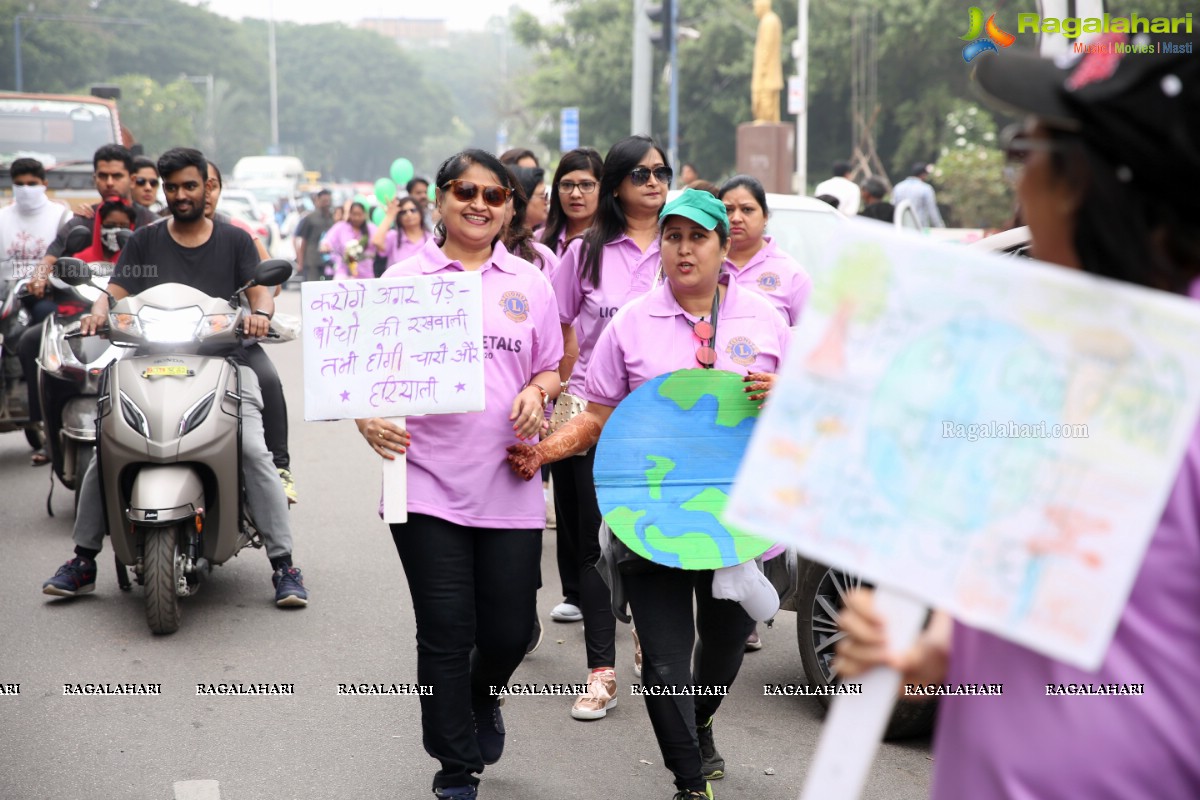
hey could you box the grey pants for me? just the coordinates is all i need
[74,367,293,560]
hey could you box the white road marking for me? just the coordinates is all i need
[173,780,221,800]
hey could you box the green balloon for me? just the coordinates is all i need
[427,182,437,202]
[374,177,397,205]
[390,157,415,186]
[371,206,385,225]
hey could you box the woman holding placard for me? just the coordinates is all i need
[836,36,1200,800]
[357,149,564,800]
[508,189,790,800]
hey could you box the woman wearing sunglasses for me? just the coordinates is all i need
[371,195,433,277]
[357,149,563,800]
[508,189,788,800]
[836,37,1200,800]
[547,135,671,721]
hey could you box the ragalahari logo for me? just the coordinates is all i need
[961,7,1016,62]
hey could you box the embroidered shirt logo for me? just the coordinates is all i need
[727,336,760,366]
[500,291,530,322]
[756,272,782,292]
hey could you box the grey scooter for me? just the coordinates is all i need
[59,258,292,634]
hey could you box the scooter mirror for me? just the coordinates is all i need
[253,259,294,288]
[63,225,93,254]
[53,257,94,287]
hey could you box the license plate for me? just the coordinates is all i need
[142,365,193,378]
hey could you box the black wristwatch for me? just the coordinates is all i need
[252,309,272,320]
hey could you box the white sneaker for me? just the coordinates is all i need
[551,602,583,622]
[570,669,617,720]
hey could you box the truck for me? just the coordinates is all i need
[0,90,130,199]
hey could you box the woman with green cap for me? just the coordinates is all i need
[507,188,791,800]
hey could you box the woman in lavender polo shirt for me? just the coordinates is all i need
[836,36,1200,800]
[548,135,670,721]
[324,200,377,279]
[356,150,564,800]
[718,174,812,327]
[370,195,433,277]
[508,190,790,800]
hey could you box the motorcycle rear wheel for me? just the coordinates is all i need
[143,526,183,635]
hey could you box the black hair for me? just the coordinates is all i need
[503,166,546,270]
[816,194,840,209]
[347,201,370,236]
[394,196,428,233]
[499,148,538,167]
[579,135,669,288]
[156,147,208,182]
[832,160,852,177]
[1048,128,1200,295]
[9,157,45,181]
[98,198,134,226]
[861,177,888,201]
[539,147,604,254]
[132,155,157,175]
[406,176,429,195]
[208,161,223,189]
[687,180,719,197]
[93,144,134,173]
[432,149,515,249]
[718,174,770,217]
[910,162,930,177]
[315,188,332,199]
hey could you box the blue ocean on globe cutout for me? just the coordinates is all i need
[594,369,776,570]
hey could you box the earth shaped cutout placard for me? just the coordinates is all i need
[594,369,776,570]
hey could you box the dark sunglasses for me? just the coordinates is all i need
[442,179,512,208]
[628,166,673,187]
[999,126,1065,165]
[135,177,160,188]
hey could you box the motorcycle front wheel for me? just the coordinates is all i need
[142,525,183,635]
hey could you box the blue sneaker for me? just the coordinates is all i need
[434,787,477,799]
[42,557,97,597]
[272,566,308,607]
[473,701,505,765]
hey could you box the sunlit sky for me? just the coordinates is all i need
[185,0,560,31]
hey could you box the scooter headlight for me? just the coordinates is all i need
[108,312,142,337]
[137,306,204,344]
[119,390,150,437]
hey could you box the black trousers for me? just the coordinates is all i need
[549,460,579,606]
[16,299,56,425]
[391,514,541,790]
[240,344,288,470]
[624,564,755,793]
[550,448,614,669]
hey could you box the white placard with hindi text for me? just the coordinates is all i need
[301,274,485,420]
[727,220,1200,671]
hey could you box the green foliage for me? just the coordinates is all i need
[932,102,1014,229]
[102,76,205,157]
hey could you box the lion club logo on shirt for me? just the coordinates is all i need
[727,336,759,366]
[500,291,530,323]
[756,272,782,293]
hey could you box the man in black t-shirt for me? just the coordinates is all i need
[43,148,308,609]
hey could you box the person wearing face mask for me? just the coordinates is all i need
[65,197,135,263]
[0,158,72,464]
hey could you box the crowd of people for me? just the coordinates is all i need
[5,34,1199,800]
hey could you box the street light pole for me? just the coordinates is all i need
[268,0,280,151]
[631,0,652,135]
[794,0,810,194]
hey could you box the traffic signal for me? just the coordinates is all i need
[646,0,674,51]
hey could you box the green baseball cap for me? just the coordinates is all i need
[659,188,729,232]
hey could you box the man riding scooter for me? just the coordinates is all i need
[41,147,308,609]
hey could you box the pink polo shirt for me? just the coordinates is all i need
[529,241,560,280]
[381,228,434,267]
[584,274,789,407]
[725,236,812,326]
[381,239,565,529]
[552,234,658,398]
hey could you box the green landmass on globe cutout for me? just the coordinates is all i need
[681,487,776,564]
[645,456,676,501]
[659,371,757,428]
[604,507,655,562]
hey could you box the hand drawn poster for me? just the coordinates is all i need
[727,220,1200,670]
[301,274,485,420]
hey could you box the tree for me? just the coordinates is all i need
[933,102,1014,229]
[101,75,205,157]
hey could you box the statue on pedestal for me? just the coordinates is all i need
[752,0,783,124]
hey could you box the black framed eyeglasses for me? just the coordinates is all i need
[558,180,598,195]
[628,166,673,187]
